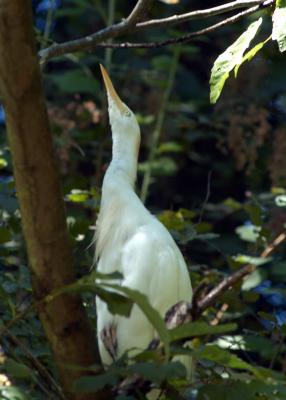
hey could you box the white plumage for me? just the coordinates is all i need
[95,65,192,366]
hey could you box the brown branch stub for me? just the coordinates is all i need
[126,0,153,25]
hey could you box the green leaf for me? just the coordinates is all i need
[210,18,263,103]
[94,271,124,281]
[95,286,134,317]
[235,225,260,243]
[216,335,277,360]
[275,194,286,206]
[170,322,237,342]
[198,380,286,400]
[103,283,171,360]
[234,39,267,77]
[195,345,260,376]
[67,189,90,203]
[73,372,119,393]
[139,157,178,176]
[157,142,184,154]
[128,361,186,384]
[51,69,99,95]
[5,359,32,380]
[244,203,263,226]
[272,6,286,52]
[241,269,266,291]
[0,386,29,400]
[0,227,12,244]
[233,254,272,266]
[45,279,133,317]
[0,158,7,169]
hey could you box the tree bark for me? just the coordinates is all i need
[0,2,104,399]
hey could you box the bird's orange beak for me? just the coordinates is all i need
[100,64,126,114]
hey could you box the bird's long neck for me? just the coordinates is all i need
[105,129,139,189]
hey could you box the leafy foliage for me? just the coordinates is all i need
[210,18,263,104]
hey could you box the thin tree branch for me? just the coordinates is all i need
[194,231,286,316]
[98,0,273,49]
[136,0,266,30]
[39,0,273,62]
[3,330,66,400]
[39,0,153,63]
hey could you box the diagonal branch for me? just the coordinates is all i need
[39,0,153,63]
[136,0,266,30]
[98,0,273,49]
[195,231,286,315]
[39,0,273,62]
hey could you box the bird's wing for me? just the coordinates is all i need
[97,218,192,365]
[121,220,192,316]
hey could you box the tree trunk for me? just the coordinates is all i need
[0,2,105,399]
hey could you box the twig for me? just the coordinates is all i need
[210,303,229,326]
[98,1,273,49]
[136,0,266,30]
[0,302,39,338]
[40,0,55,51]
[198,171,212,225]
[194,231,286,316]
[39,0,153,63]
[3,330,66,400]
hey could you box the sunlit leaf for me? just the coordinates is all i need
[233,254,272,266]
[0,386,29,400]
[275,194,286,206]
[234,39,268,77]
[195,345,260,376]
[241,269,266,291]
[210,18,263,103]
[67,189,89,203]
[0,158,7,169]
[235,224,261,243]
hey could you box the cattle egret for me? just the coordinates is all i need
[95,64,193,367]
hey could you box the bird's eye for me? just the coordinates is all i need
[124,110,131,117]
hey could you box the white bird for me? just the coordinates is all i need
[95,64,193,367]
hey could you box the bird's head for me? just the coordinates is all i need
[100,64,140,142]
